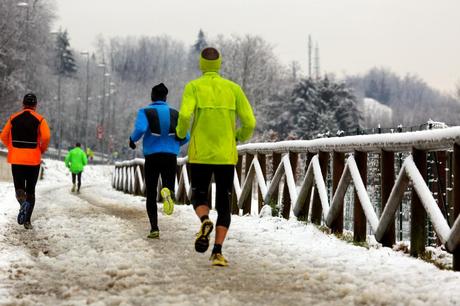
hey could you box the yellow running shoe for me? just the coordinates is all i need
[195,219,214,253]
[161,187,174,215]
[210,253,228,267]
[147,230,160,239]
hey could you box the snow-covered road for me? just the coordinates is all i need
[0,160,459,306]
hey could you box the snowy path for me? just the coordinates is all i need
[0,160,460,306]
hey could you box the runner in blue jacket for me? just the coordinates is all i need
[129,83,189,239]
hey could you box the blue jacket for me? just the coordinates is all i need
[130,101,189,156]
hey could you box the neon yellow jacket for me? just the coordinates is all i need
[176,72,256,165]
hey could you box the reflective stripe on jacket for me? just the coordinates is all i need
[0,109,51,166]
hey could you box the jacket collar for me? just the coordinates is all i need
[150,101,167,106]
[203,72,220,77]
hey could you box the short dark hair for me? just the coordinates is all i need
[76,142,81,147]
[201,47,219,60]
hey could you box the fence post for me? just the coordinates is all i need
[411,148,427,257]
[381,150,396,247]
[185,163,192,204]
[331,151,345,234]
[232,155,243,215]
[453,144,460,271]
[134,165,140,195]
[258,154,267,213]
[311,152,328,225]
[354,151,367,243]
[435,151,448,224]
[139,164,145,196]
[271,152,282,211]
[281,152,298,219]
[242,153,254,215]
[447,151,454,225]
[298,152,315,221]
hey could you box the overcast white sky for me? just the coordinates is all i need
[54,0,460,92]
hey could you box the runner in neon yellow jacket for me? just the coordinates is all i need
[176,53,256,165]
[176,47,256,267]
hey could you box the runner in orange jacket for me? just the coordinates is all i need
[0,93,51,229]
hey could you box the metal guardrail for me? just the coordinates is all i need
[113,127,460,270]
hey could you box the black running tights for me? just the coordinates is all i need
[144,153,176,231]
[11,164,40,222]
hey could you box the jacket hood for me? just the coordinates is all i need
[199,54,222,73]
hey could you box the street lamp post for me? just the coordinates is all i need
[49,31,64,159]
[107,82,117,162]
[75,96,81,140]
[17,1,30,90]
[97,63,110,159]
[80,51,90,148]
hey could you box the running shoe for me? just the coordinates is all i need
[195,219,214,253]
[147,230,160,239]
[17,201,30,225]
[209,253,228,267]
[24,222,33,230]
[161,187,174,215]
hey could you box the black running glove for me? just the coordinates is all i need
[129,137,136,149]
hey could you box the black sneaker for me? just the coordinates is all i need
[17,201,30,225]
[194,219,214,253]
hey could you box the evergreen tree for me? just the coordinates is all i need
[192,29,208,53]
[54,30,77,77]
[259,77,361,140]
[187,29,208,77]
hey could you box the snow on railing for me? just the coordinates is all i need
[238,126,460,153]
[113,127,460,270]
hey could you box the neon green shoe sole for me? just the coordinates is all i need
[161,187,174,215]
[147,230,160,239]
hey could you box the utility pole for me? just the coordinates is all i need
[80,51,90,148]
[315,42,320,80]
[57,72,62,159]
[308,35,312,79]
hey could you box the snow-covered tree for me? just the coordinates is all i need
[0,0,55,118]
[54,30,77,77]
[192,29,207,53]
[259,77,361,140]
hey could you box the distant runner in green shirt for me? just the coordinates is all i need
[65,142,88,193]
[176,47,256,266]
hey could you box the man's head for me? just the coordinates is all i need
[151,83,168,102]
[23,93,37,108]
[200,47,221,73]
[75,142,81,147]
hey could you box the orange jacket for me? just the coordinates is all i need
[0,108,51,166]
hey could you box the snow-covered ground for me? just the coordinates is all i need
[0,160,459,306]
